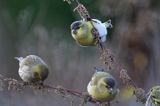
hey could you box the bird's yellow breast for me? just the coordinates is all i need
[76,21,96,46]
[88,84,115,102]
[87,71,117,102]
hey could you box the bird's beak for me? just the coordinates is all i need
[109,88,113,94]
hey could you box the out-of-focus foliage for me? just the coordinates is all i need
[0,0,160,106]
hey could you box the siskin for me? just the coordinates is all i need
[15,55,49,83]
[87,68,118,103]
[70,19,112,47]
[146,86,160,106]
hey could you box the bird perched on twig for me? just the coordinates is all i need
[15,55,49,84]
[70,19,112,47]
[87,67,118,104]
[145,86,160,106]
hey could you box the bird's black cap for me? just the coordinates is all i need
[104,77,115,88]
[70,21,82,30]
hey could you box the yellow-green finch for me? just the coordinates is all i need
[87,68,118,102]
[15,55,49,83]
[146,86,160,106]
[70,19,112,46]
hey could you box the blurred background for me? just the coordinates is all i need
[0,0,160,106]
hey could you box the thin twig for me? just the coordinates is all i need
[0,74,98,104]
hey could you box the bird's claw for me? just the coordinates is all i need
[82,92,91,102]
[104,102,111,106]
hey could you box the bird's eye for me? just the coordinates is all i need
[76,26,80,29]
[71,21,82,30]
[105,85,111,89]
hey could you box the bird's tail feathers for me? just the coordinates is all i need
[94,67,104,72]
[15,57,23,62]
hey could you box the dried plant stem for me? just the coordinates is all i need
[119,69,137,88]
[44,85,82,97]
[0,74,99,105]
[119,69,147,104]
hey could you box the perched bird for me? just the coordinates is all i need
[145,86,160,106]
[70,19,112,46]
[87,68,118,103]
[15,55,49,83]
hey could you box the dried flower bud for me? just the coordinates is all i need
[133,88,146,104]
